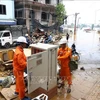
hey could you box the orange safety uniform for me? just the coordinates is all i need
[57,47,72,85]
[13,46,27,99]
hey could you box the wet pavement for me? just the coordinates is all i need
[51,29,100,100]
[51,68,100,100]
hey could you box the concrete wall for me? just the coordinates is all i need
[0,0,15,20]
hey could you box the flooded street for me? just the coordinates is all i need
[69,29,100,64]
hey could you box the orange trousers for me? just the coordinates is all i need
[60,67,72,85]
[13,69,25,99]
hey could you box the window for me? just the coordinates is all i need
[18,10,23,17]
[57,0,60,4]
[41,12,48,21]
[15,9,25,18]
[3,32,10,37]
[29,10,35,18]
[0,5,6,15]
[45,0,51,4]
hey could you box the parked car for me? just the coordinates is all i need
[82,27,92,32]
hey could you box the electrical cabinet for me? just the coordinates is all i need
[27,43,58,94]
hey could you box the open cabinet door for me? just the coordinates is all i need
[27,51,48,94]
[47,48,57,90]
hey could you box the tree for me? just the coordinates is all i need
[55,3,66,26]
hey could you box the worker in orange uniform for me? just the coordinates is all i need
[13,36,31,100]
[57,39,72,93]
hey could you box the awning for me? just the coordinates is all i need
[0,20,16,25]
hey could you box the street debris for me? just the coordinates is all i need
[1,76,15,88]
[80,67,85,71]
[97,68,100,70]
[1,85,17,100]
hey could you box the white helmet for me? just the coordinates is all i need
[25,34,28,36]
[17,36,27,44]
[40,29,44,32]
[58,39,67,45]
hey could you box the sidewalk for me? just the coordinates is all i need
[51,64,100,100]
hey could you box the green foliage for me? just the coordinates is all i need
[55,3,66,26]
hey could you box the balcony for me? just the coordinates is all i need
[15,0,55,9]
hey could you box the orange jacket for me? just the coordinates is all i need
[13,46,27,71]
[57,47,72,68]
[57,47,72,85]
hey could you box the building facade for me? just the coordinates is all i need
[15,0,60,32]
[0,0,16,26]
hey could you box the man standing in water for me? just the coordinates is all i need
[57,39,72,93]
[66,33,69,41]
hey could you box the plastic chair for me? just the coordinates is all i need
[32,93,48,100]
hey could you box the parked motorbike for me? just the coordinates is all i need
[69,43,80,72]
[71,43,80,62]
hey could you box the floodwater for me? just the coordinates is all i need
[69,29,100,64]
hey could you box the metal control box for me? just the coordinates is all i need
[27,43,58,94]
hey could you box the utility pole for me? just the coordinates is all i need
[74,13,79,42]
[65,14,75,25]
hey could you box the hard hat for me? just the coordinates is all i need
[40,29,44,32]
[58,39,67,45]
[17,36,27,44]
[25,34,28,36]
